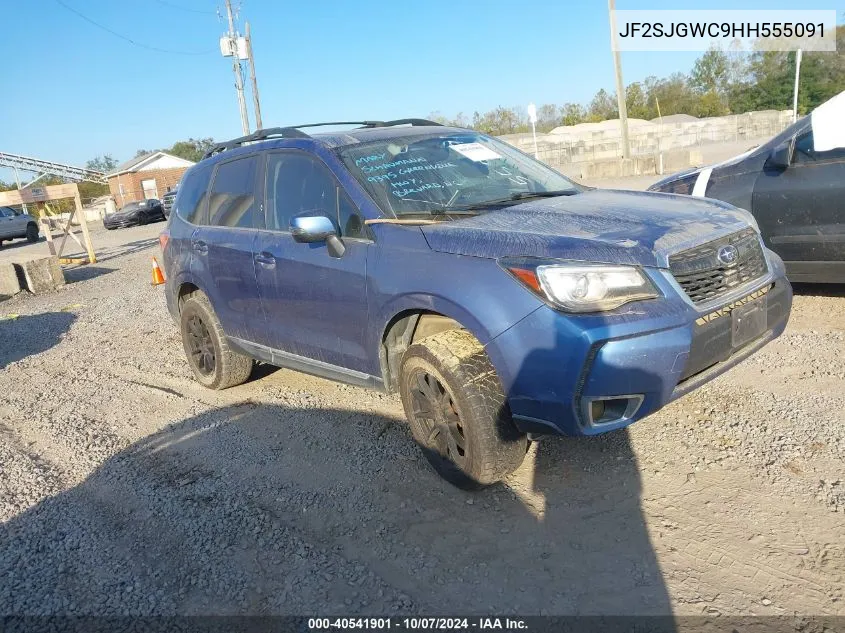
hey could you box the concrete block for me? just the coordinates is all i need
[14,256,65,294]
[0,262,21,298]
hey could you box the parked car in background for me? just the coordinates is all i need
[161,120,792,489]
[649,90,845,283]
[0,206,39,245]
[103,199,165,229]
[162,185,178,219]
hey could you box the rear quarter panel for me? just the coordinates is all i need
[162,213,195,321]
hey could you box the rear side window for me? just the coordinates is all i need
[174,164,212,224]
[207,156,258,228]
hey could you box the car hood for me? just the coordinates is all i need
[108,208,140,219]
[649,147,760,191]
[419,189,754,268]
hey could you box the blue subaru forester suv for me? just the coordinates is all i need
[161,119,792,489]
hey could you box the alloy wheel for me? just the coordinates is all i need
[186,315,215,375]
[409,371,468,468]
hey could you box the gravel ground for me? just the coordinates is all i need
[0,221,843,617]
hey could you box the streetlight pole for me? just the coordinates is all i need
[792,49,802,123]
[608,0,630,159]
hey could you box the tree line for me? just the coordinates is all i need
[431,26,844,136]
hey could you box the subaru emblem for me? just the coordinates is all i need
[717,245,738,265]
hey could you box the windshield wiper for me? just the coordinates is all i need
[449,189,579,211]
[427,208,482,216]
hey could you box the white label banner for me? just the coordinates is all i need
[612,10,837,52]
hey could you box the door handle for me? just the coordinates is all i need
[254,251,276,268]
[192,239,208,254]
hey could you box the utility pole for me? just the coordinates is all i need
[608,0,630,159]
[792,49,802,123]
[225,0,250,135]
[245,22,263,130]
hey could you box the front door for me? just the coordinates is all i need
[254,150,371,373]
[753,126,845,273]
[190,154,264,342]
[0,207,15,238]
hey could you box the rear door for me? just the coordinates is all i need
[254,150,371,372]
[190,154,265,341]
[752,126,845,270]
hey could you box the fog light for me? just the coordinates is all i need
[585,395,645,425]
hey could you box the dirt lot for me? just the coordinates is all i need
[1,211,843,617]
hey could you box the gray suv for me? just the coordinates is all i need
[0,206,39,245]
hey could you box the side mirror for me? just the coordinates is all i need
[290,214,336,243]
[767,140,793,170]
[290,213,346,258]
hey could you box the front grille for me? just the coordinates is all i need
[162,192,176,213]
[669,228,767,304]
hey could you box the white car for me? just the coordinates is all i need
[0,206,39,245]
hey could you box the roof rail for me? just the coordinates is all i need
[203,127,310,159]
[203,119,444,159]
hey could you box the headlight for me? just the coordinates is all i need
[502,259,660,313]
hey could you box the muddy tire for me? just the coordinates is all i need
[25,223,39,243]
[180,292,253,390]
[399,329,528,489]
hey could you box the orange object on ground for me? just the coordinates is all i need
[151,257,165,286]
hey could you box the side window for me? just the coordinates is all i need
[337,189,368,239]
[207,156,258,228]
[266,153,335,232]
[0,208,11,218]
[174,164,212,224]
[794,129,845,163]
[266,152,368,238]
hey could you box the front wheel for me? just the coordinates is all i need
[25,223,39,242]
[179,292,253,390]
[399,329,528,489]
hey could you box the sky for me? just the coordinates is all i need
[1,0,840,174]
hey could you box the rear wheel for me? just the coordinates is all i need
[25,223,38,242]
[399,329,528,489]
[179,292,253,390]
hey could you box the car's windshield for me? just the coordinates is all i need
[336,132,581,216]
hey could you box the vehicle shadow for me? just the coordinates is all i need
[791,282,845,298]
[0,311,76,369]
[0,377,672,622]
[0,236,44,251]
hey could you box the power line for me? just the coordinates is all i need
[153,0,217,15]
[54,0,216,56]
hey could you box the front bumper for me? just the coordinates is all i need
[103,216,139,229]
[486,263,792,437]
